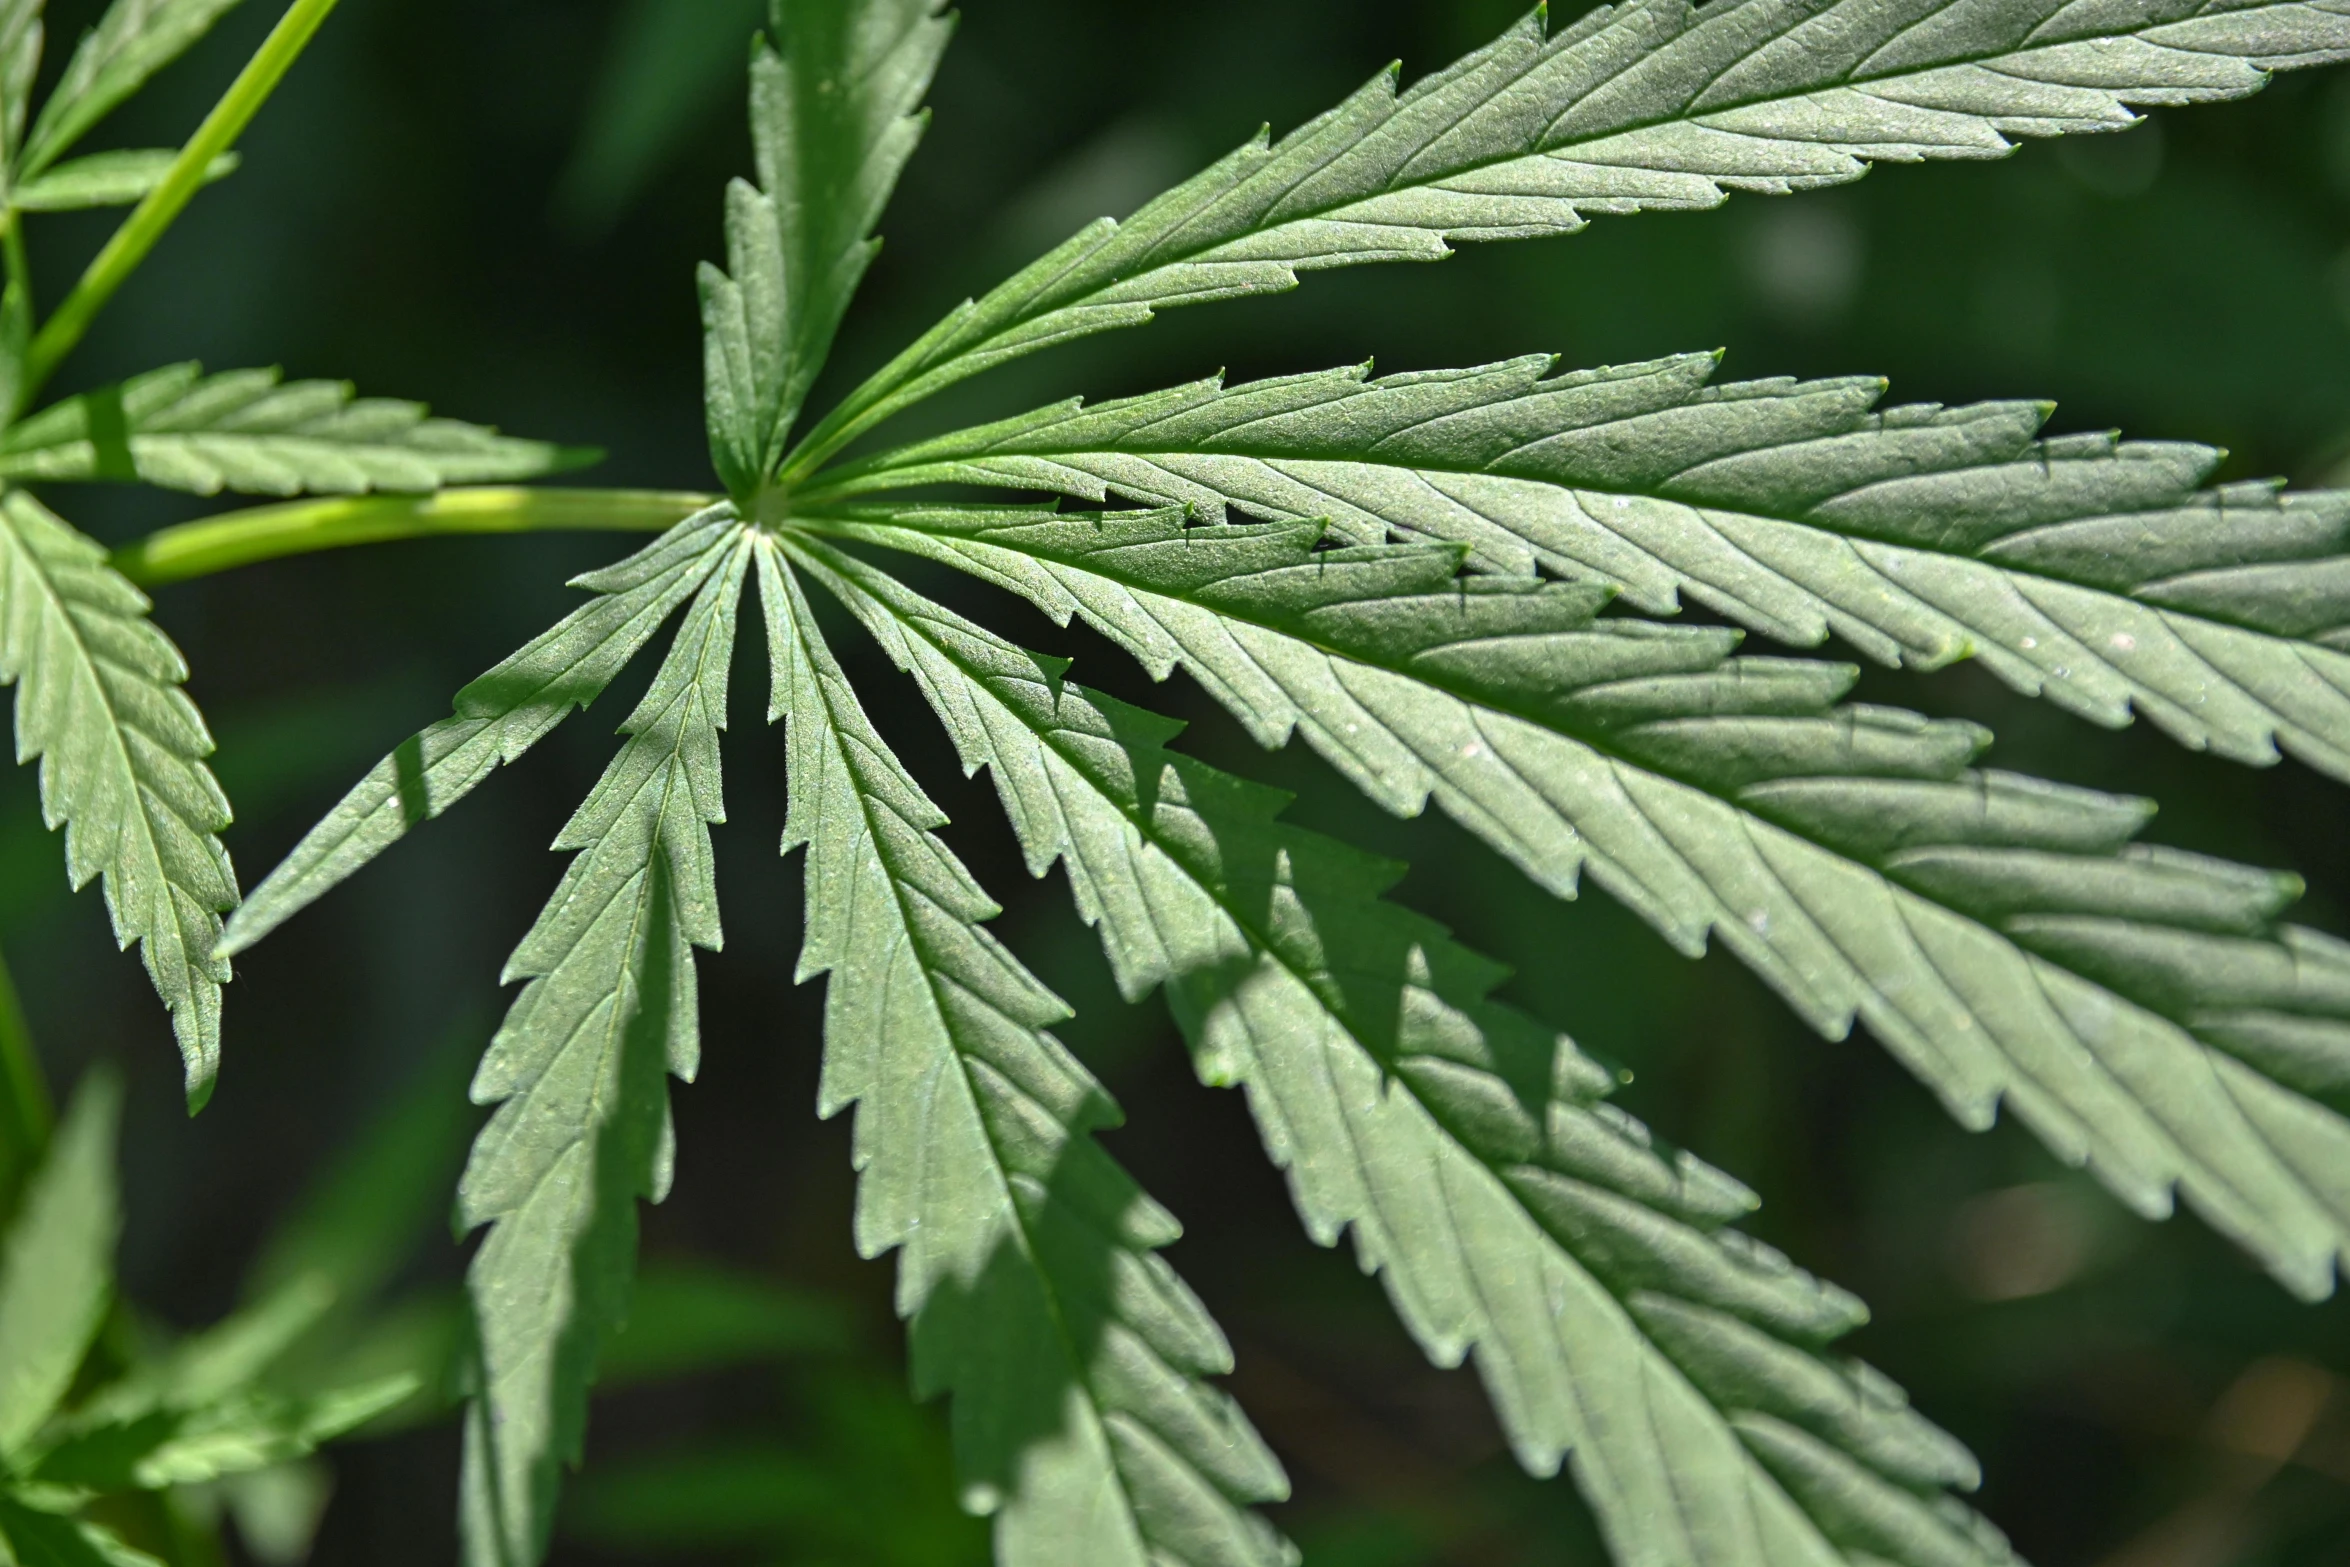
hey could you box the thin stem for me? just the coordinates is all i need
[20,0,344,406]
[113,487,717,586]
[0,940,53,1214]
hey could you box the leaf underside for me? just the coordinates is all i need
[457,527,749,1567]
[27,1280,415,1494]
[0,364,588,498]
[832,353,2350,783]
[222,4,2350,1567]
[789,0,2350,467]
[788,533,2017,1567]
[0,491,232,1103]
[811,504,2350,1303]
[759,537,1294,1567]
[218,509,743,959]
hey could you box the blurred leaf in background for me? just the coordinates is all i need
[551,0,766,239]
[0,1070,409,1566]
[561,1366,985,1567]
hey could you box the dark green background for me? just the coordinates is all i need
[9,0,2350,1562]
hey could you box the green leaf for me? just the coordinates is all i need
[0,1070,118,1460]
[31,1375,415,1491]
[828,355,2350,784]
[0,364,593,498]
[11,148,237,211]
[71,1275,337,1432]
[0,490,231,1102]
[785,0,2350,472]
[792,535,2015,1567]
[456,532,749,1567]
[0,1497,161,1567]
[20,0,249,178]
[0,0,38,173]
[700,0,952,495]
[813,504,2350,1303]
[756,537,1295,1567]
[219,507,742,959]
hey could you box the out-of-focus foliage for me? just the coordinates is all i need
[0,1070,410,1567]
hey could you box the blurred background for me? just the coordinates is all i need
[5,0,2350,1561]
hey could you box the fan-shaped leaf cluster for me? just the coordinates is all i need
[207,3,2350,1567]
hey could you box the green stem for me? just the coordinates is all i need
[0,940,53,1215]
[113,487,717,586]
[19,0,344,407]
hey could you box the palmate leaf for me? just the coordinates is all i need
[827,356,2350,783]
[19,0,247,178]
[0,364,591,498]
[66,1275,344,1433]
[785,0,2350,470]
[807,505,2350,1301]
[700,0,952,495]
[787,534,2016,1567]
[218,508,743,957]
[0,491,232,1103]
[756,538,1294,1567]
[215,510,751,1560]
[457,530,749,1567]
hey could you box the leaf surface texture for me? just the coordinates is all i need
[455,530,750,1567]
[815,505,2350,1301]
[0,491,232,1102]
[787,534,2018,1567]
[835,355,2350,781]
[220,509,743,957]
[757,537,1294,1567]
[791,0,2350,465]
[0,364,586,497]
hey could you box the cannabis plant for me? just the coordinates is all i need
[0,1070,411,1564]
[11,0,2350,1563]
